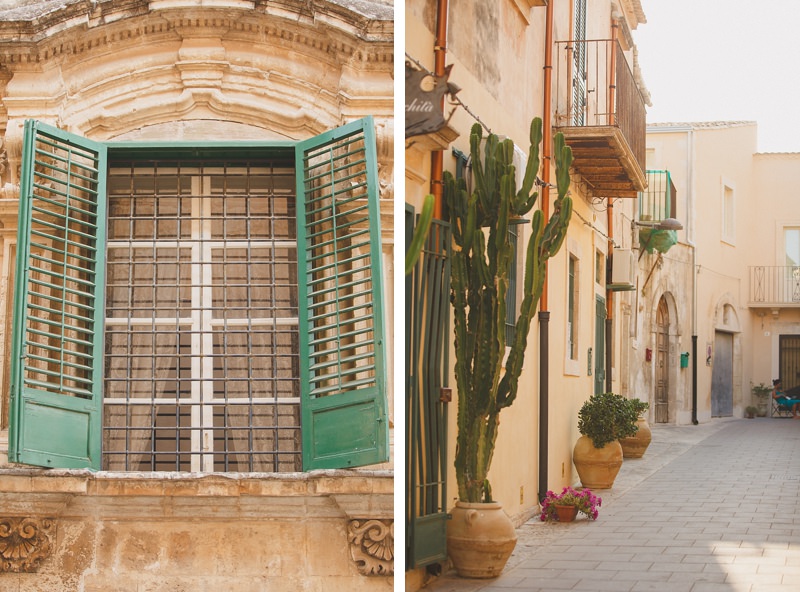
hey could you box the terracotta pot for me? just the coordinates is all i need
[446,501,517,578]
[553,504,578,522]
[619,417,652,459]
[572,435,623,489]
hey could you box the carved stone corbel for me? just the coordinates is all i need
[347,519,393,576]
[0,517,55,573]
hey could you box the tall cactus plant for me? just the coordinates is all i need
[444,118,573,503]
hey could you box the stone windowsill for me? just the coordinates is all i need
[0,466,394,521]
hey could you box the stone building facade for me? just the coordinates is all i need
[0,1,394,590]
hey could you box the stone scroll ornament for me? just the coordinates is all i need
[405,62,457,139]
[347,519,393,576]
[0,517,55,573]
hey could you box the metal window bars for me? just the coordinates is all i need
[103,160,301,472]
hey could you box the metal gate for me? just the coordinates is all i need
[779,334,800,391]
[405,212,450,570]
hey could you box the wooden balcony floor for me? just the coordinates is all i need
[555,125,647,198]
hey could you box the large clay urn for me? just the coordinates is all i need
[572,435,623,489]
[620,417,652,459]
[446,501,517,578]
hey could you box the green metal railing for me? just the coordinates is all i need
[406,214,450,570]
[639,170,676,223]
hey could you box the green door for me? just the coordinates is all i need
[296,117,388,470]
[9,121,107,470]
[594,296,606,395]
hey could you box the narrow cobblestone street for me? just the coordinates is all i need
[423,418,800,592]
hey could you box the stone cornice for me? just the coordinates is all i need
[0,468,393,519]
[0,1,393,69]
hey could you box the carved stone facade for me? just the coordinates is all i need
[0,0,394,589]
[0,471,393,590]
[0,517,54,573]
[347,519,394,576]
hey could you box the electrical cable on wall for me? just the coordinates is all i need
[405,53,492,134]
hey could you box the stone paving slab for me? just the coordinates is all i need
[421,418,800,591]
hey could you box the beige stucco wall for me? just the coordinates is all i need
[642,122,760,423]
[0,0,394,588]
[750,152,800,390]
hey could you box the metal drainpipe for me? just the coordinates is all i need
[431,0,449,218]
[606,203,614,394]
[538,0,554,504]
[688,129,698,424]
[605,16,619,395]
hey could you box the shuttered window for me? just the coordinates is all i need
[296,120,388,470]
[572,0,588,126]
[8,122,106,469]
[9,118,387,472]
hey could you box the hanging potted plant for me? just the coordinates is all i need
[442,118,573,578]
[619,398,651,459]
[573,392,639,489]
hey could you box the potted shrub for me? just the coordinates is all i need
[573,392,639,489]
[539,486,602,523]
[619,398,652,459]
[442,118,573,578]
[751,382,772,416]
[745,405,759,419]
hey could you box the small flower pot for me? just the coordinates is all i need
[553,504,578,522]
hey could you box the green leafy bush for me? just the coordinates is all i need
[577,392,639,449]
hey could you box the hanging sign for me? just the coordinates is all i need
[405,63,453,139]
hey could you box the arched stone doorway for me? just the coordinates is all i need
[655,297,670,423]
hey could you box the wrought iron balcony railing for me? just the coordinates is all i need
[553,39,647,198]
[639,170,676,223]
[749,266,800,306]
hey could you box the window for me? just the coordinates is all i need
[721,180,735,244]
[8,119,388,472]
[505,225,519,344]
[595,250,604,287]
[785,228,800,267]
[783,228,800,302]
[568,254,579,360]
[572,0,588,126]
[504,145,528,345]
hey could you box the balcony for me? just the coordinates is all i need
[554,39,647,198]
[749,266,800,307]
[639,170,676,223]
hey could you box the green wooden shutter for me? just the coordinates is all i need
[8,121,107,470]
[296,117,388,470]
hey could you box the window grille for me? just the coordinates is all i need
[103,160,301,472]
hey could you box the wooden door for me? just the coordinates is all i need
[711,332,733,417]
[655,298,669,423]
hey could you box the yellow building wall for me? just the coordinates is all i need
[406,0,641,526]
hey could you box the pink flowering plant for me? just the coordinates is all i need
[540,486,601,521]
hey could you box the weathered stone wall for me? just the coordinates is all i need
[0,470,393,591]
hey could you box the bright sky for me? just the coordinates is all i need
[635,0,800,153]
